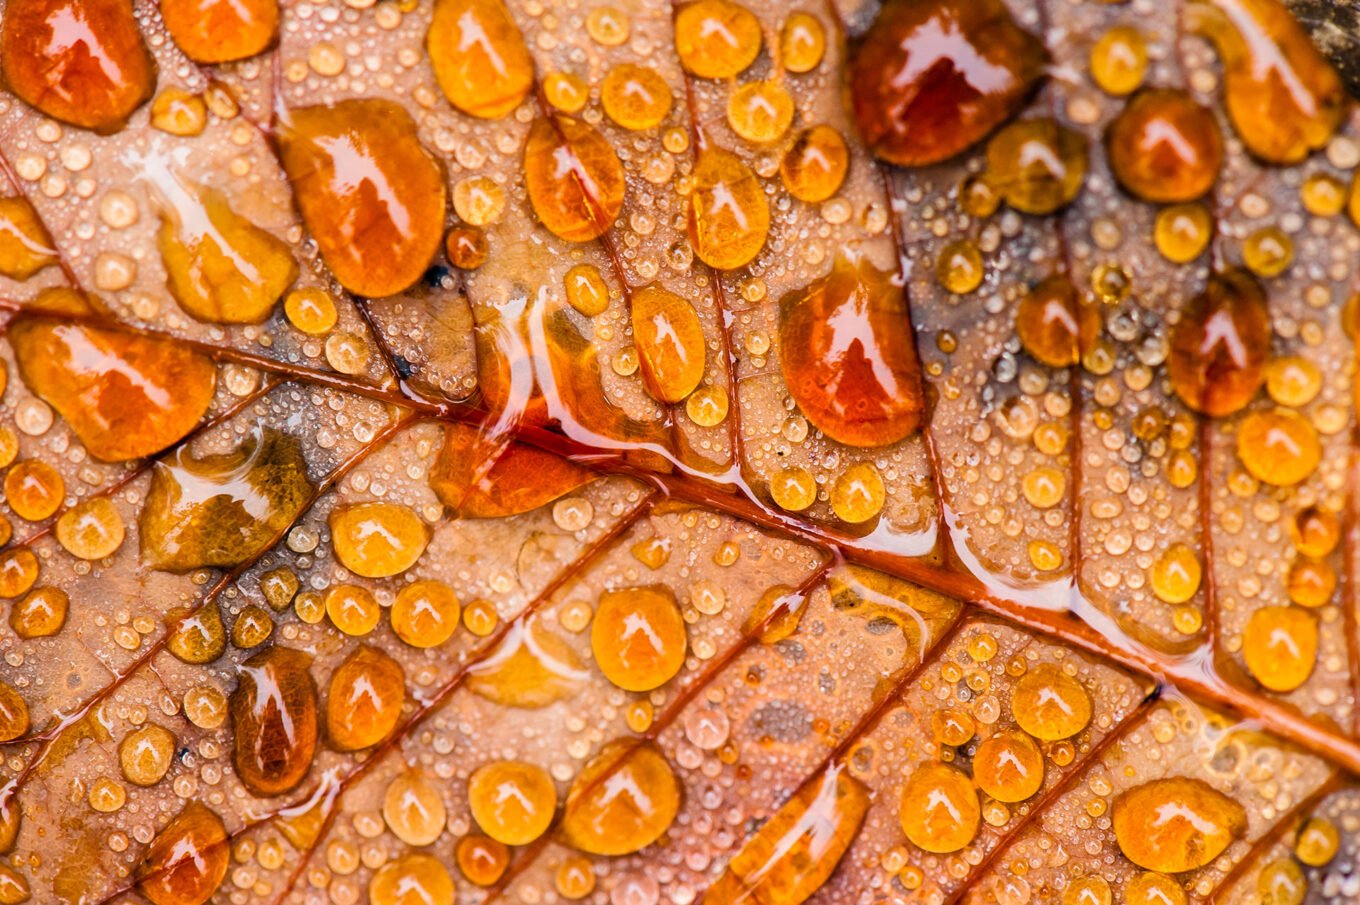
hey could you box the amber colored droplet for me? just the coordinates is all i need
[687,384,729,427]
[468,619,586,708]
[633,537,670,570]
[770,466,817,513]
[986,118,1089,215]
[727,81,795,143]
[330,502,429,578]
[931,708,976,746]
[230,646,318,797]
[278,100,446,298]
[1112,777,1247,872]
[445,225,488,270]
[1190,0,1343,164]
[779,253,924,448]
[562,740,680,855]
[544,71,588,113]
[1150,543,1202,605]
[524,115,626,243]
[687,144,769,271]
[1090,263,1131,306]
[1301,173,1346,217]
[1293,506,1340,557]
[383,771,446,847]
[392,579,460,648]
[0,866,27,905]
[0,793,17,855]
[1243,605,1318,692]
[327,645,405,751]
[1064,876,1113,905]
[464,598,499,636]
[1288,557,1337,608]
[427,0,533,118]
[325,584,381,637]
[850,0,1047,166]
[431,423,593,518]
[135,802,229,905]
[565,264,611,316]
[231,605,273,649]
[1011,664,1092,740]
[1265,356,1321,408]
[899,762,979,853]
[166,603,227,664]
[1106,89,1224,203]
[1168,269,1271,417]
[55,496,125,560]
[1126,873,1187,905]
[9,587,67,638]
[370,854,454,905]
[454,176,505,227]
[120,723,177,786]
[0,433,16,473]
[705,765,869,905]
[591,586,687,692]
[555,855,596,899]
[456,834,509,887]
[1295,816,1339,866]
[1257,858,1306,905]
[11,290,216,462]
[632,284,706,405]
[781,126,849,204]
[0,197,56,280]
[747,583,817,645]
[5,460,63,522]
[468,760,557,846]
[0,548,37,600]
[973,730,1045,803]
[140,429,313,572]
[161,0,278,63]
[150,88,207,137]
[1243,226,1294,278]
[936,239,984,294]
[1236,409,1321,486]
[831,463,886,524]
[0,0,154,131]
[1154,203,1214,263]
[282,288,336,335]
[780,11,825,74]
[1090,25,1147,95]
[261,569,299,611]
[601,63,673,131]
[0,683,29,743]
[154,179,298,325]
[1016,276,1100,368]
[674,0,761,79]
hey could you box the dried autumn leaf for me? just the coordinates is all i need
[0,2,1355,905]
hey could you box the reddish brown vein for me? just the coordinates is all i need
[482,555,839,902]
[1199,416,1221,654]
[941,690,1162,905]
[5,293,1360,775]
[256,493,660,905]
[1202,771,1346,904]
[1,413,415,797]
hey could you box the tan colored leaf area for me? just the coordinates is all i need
[0,0,1355,904]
